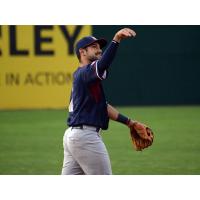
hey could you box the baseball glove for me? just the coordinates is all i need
[129,122,154,151]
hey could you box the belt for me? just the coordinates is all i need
[71,125,101,132]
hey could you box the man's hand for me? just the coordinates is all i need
[113,28,136,43]
[128,120,154,151]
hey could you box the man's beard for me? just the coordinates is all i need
[88,54,101,62]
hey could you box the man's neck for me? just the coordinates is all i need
[79,60,91,67]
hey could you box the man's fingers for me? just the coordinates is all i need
[120,28,136,38]
[124,28,136,37]
[121,30,131,37]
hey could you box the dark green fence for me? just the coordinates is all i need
[93,25,200,105]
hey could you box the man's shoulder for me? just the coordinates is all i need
[75,62,96,74]
[73,65,89,79]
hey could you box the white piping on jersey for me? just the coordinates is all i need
[95,61,107,80]
[69,88,73,112]
[102,70,107,79]
[69,99,73,112]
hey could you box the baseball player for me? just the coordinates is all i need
[61,28,153,175]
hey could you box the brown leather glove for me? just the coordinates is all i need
[129,121,154,151]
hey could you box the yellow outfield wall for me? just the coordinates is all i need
[0,25,92,109]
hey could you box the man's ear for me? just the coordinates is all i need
[79,48,86,56]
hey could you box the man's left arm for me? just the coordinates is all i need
[107,103,154,151]
[107,103,134,127]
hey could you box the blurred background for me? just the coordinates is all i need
[0,25,200,174]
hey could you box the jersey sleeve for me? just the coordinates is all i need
[80,40,119,83]
[81,61,108,83]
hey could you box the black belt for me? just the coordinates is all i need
[71,125,101,132]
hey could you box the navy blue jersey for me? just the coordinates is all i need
[67,40,119,130]
[67,61,109,129]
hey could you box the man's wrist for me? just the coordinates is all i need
[112,39,120,44]
[113,35,121,43]
[116,113,130,126]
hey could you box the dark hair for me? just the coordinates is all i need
[77,52,81,61]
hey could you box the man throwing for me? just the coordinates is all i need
[61,28,153,175]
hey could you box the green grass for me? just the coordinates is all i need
[0,106,200,175]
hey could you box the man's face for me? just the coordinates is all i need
[84,42,102,62]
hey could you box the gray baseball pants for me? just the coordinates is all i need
[61,126,112,175]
